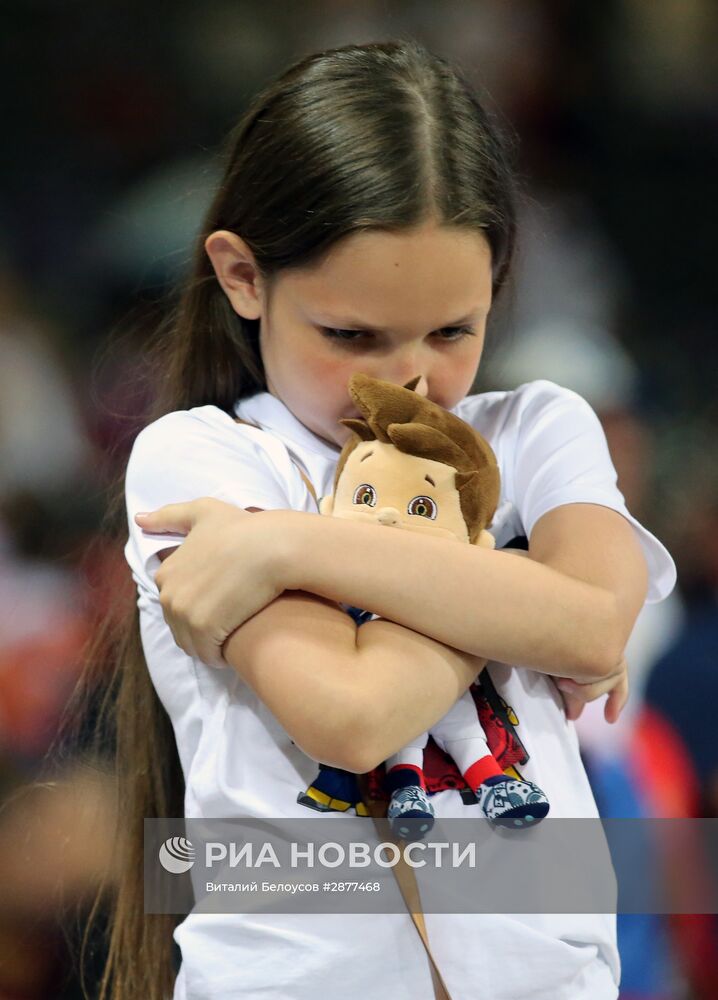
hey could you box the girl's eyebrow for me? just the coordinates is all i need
[316,310,483,332]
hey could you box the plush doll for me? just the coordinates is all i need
[316,372,550,838]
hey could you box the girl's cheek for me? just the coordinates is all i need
[306,353,357,388]
[430,369,476,412]
[284,353,321,388]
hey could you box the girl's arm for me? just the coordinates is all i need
[154,542,484,771]
[278,502,649,683]
[220,590,487,774]
[141,499,648,684]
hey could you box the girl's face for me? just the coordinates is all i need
[207,220,494,448]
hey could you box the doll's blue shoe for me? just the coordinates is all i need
[476,775,550,828]
[387,785,435,841]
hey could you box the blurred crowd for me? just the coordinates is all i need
[0,2,716,998]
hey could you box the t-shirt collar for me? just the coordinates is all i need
[234,391,342,461]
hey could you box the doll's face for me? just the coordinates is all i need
[321,440,469,542]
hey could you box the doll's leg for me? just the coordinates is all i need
[432,694,550,828]
[384,734,435,841]
[474,774,550,827]
[343,607,435,834]
[385,737,428,792]
[297,763,366,815]
[431,693,503,785]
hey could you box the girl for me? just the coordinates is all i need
[92,39,676,1000]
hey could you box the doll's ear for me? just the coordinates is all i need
[319,494,334,516]
[473,528,496,549]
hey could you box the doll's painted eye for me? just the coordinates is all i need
[408,496,437,519]
[352,484,377,507]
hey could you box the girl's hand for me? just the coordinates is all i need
[554,657,629,724]
[503,547,630,723]
[135,499,291,667]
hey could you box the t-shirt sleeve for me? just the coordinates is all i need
[509,380,676,604]
[124,409,298,594]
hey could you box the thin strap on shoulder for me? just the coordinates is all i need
[294,465,318,506]
[235,415,320,510]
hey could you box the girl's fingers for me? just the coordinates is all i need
[557,675,618,701]
[136,498,225,533]
[604,675,629,724]
[195,638,227,671]
[136,497,250,534]
[161,605,228,668]
[167,620,195,660]
[135,502,199,534]
[561,690,586,721]
[556,666,629,725]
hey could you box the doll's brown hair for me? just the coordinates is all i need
[333,373,500,542]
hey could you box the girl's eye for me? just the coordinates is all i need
[434,326,475,341]
[407,495,437,519]
[321,326,475,343]
[322,328,366,342]
[352,483,377,506]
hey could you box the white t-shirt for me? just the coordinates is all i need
[124,379,676,1000]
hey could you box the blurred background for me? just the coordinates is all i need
[0,1,716,997]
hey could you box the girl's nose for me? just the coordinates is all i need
[379,371,428,395]
[372,351,428,394]
[376,507,401,526]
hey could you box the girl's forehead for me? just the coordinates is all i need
[279,224,493,318]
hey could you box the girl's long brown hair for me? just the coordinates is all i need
[53,38,518,1000]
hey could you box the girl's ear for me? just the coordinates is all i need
[473,528,496,549]
[204,230,263,320]
[319,494,334,516]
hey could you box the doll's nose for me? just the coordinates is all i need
[376,507,401,526]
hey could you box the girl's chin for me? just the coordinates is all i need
[331,426,355,447]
